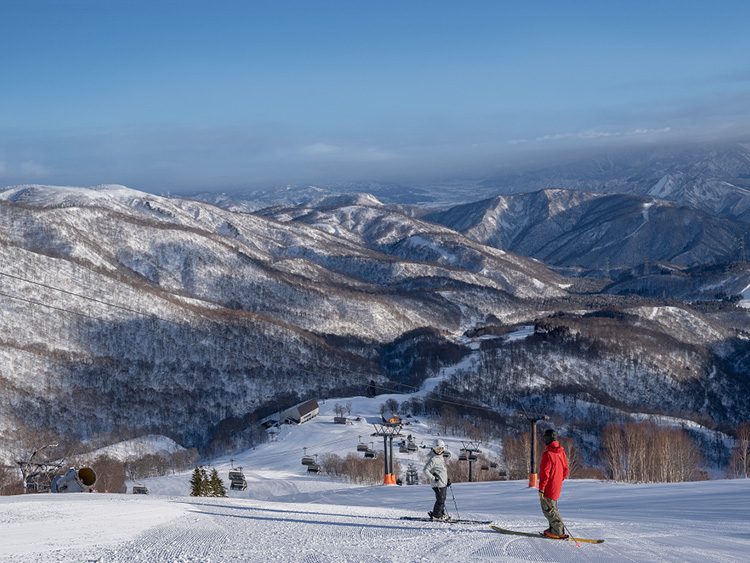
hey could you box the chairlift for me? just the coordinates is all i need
[302,447,316,466]
[399,445,409,453]
[230,478,247,491]
[490,462,498,469]
[458,450,468,461]
[132,484,149,495]
[307,464,322,474]
[364,449,378,459]
[481,464,489,471]
[356,435,369,452]
[228,469,245,481]
[468,454,477,462]
[228,467,247,491]
[441,450,451,459]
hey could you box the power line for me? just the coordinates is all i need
[0,269,156,319]
[0,268,509,417]
[0,289,263,364]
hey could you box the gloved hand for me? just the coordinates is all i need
[432,473,439,480]
[538,490,545,499]
[446,479,452,487]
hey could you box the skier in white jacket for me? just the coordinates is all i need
[422,439,450,521]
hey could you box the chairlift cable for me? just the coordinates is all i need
[0,270,511,417]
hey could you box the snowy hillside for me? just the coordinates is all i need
[3,183,750,463]
[425,189,750,269]
[2,388,749,562]
[0,184,568,451]
[478,139,750,223]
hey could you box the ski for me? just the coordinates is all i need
[490,525,604,544]
[400,516,491,524]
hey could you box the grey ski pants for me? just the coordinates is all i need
[540,494,564,536]
[432,486,447,517]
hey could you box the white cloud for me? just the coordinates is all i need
[298,143,396,162]
[300,143,340,156]
[511,127,672,145]
[19,160,50,177]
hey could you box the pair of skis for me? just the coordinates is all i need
[490,525,604,544]
[399,516,491,524]
[400,518,604,543]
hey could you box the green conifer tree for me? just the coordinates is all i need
[200,466,209,494]
[208,467,227,497]
[189,466,205,496]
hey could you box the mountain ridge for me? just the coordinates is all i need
[2,184,750,457]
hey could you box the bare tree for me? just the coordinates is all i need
[726,422,750,478]
[92,455,126,493]
[501,432,532,480]
[0,465,23,495]
[601,420,703,483]
[321,453,400,485]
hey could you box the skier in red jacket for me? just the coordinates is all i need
[538,428,569,539]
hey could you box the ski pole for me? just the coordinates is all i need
[449,483,460,520]
[542,495,580,547]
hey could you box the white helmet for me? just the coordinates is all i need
[432,439,445,454]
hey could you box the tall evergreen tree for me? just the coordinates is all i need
[208,467,227,497]
[189,466,205,496]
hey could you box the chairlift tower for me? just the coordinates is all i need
[405,463,419,485]
[518,405,549,488]
[371,422,403,485]
[16,442,61,494]
[459,441,482,482]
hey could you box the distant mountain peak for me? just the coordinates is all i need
[0,183,148,207]
[306,192,384,209]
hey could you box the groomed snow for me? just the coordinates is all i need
[2,478,749,562]
[3,340,748,562]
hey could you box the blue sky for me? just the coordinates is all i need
[1,0,749,194]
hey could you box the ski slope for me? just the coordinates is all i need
[2,478,749,562]
[2,362,749,562]
[0,354,750,563]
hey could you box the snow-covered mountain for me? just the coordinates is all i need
[0,185,567,453]
[2,184,750,458]
[480,139,750,222]
[425,189,750,269]
[184,139,750,224]
[257,194,567,297]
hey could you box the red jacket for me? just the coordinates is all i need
[538,441,569,500]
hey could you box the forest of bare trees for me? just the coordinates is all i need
[320,453,401,485]
[600,421,705,483]
[726,422,750,478]
[501,431,603,481]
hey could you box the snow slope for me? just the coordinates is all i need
[2,479,749,562]
[3,372,750,563]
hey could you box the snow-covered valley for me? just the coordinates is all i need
[4,391,750,562]
[3,394,749,563]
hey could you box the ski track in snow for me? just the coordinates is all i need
[3,367,750,562]
[3,479,750,562]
